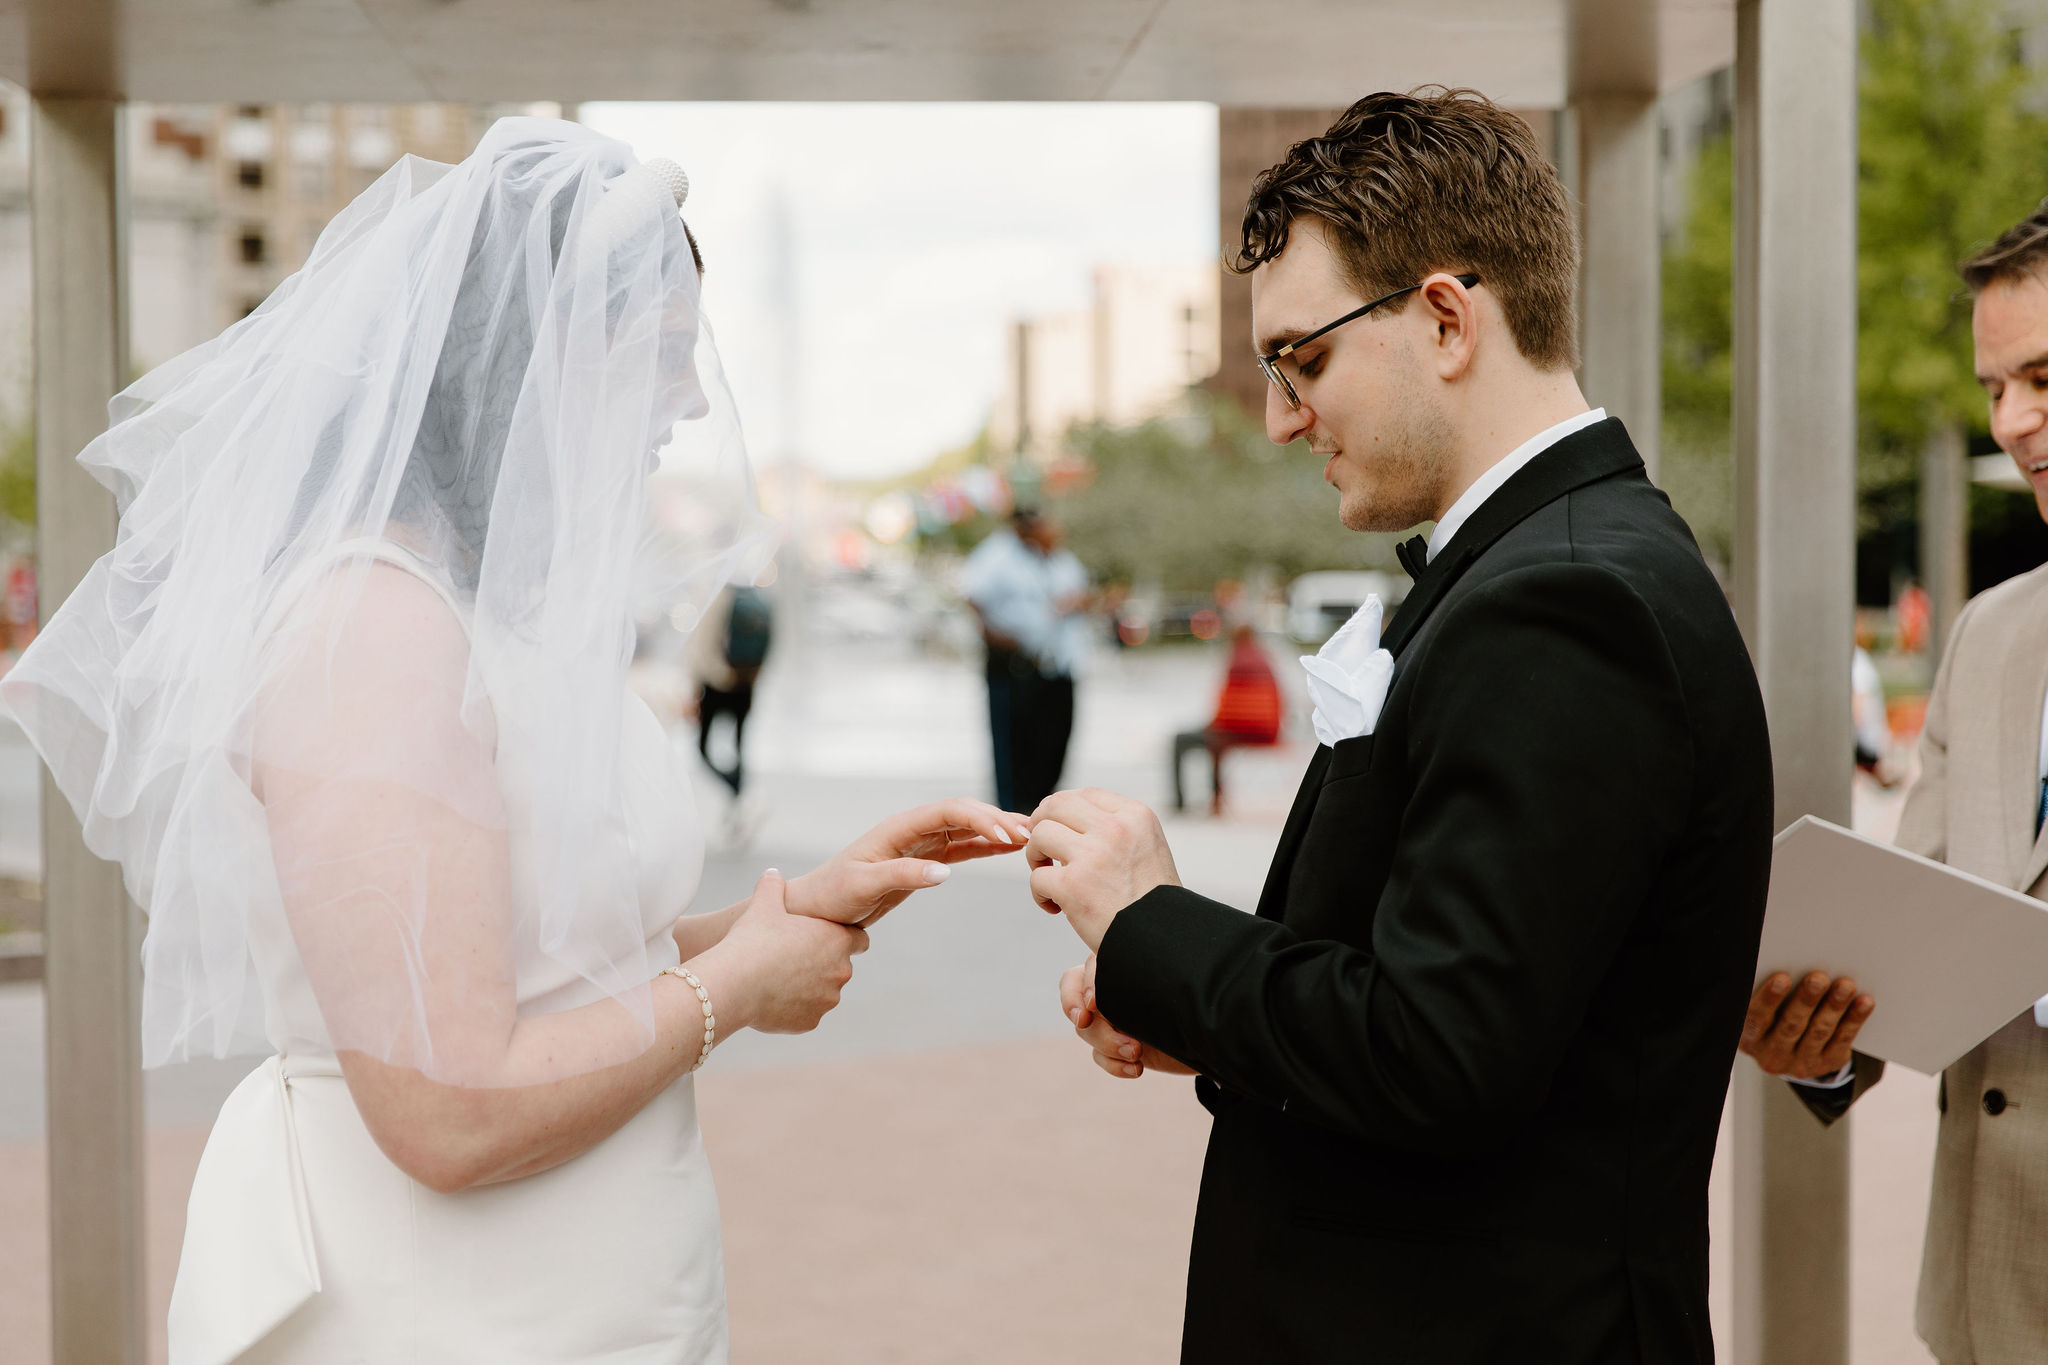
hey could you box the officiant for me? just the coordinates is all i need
[1740,200,2048,1363]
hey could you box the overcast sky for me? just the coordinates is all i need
[581,102,1217,481]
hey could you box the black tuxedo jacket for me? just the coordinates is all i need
[1095,419,1773,1364]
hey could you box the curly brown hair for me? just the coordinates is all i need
[1960,198,2048,293]
[1232,87,1579,371]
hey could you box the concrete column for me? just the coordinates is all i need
[1920,422,1968,656]
[1570,0,1663,480]
[1728,2,1858,1363]
[1576,97,1662,478]
[32,95,146,1365]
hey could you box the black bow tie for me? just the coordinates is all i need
[1395,534,1429,581]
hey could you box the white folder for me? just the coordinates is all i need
[1757,815,2048,1076]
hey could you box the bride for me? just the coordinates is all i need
[3,118,1027,1363]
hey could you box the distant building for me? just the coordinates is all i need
[988,261,1220,464]
[0,89,557,420]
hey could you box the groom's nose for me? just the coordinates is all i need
[1266,385,1315,447]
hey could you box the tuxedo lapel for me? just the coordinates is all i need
[2004,594,2048,889]
[1255,747,1333,920]
[1251,421,1645,927]
[1381,417,1646,658]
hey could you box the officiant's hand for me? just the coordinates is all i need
[1738,971,1874,1079]
[1060,955,1194,1079]
[787,799,1030,929]
[1025,788,1180,952]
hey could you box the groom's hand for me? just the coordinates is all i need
[1025,788,1180,953]
[1059,955,1195,1079]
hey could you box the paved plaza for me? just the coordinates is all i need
[0,588,1942,1362]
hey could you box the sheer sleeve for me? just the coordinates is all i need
[251,560,526,1083]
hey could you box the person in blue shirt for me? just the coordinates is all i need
[959,507,1092,812]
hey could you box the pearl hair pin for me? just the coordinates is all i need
[585,156,691,255]
[640,157,689,208]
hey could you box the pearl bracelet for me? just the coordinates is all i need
[661,965,717,1072]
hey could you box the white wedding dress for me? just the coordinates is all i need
[167,539,729,1365]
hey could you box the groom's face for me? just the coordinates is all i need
[1251,217,1452,534]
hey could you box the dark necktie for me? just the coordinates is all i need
[1395,534,1429,581]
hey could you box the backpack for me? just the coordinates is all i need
[725,587,772,673]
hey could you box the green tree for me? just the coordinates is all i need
[1661,0,2048,563]
[1049,392,1400,590]
[0,417,31,529]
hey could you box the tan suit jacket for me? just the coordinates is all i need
[1886,562,2048,1364]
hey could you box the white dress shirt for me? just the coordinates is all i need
[1425,408,1608,563]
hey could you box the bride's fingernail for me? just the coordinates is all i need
[1067,1007,1082,1025]
[924,864,950,884]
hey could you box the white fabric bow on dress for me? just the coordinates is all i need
[1300,595,1396,748]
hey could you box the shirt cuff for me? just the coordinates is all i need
[1784,1061,1855,1089]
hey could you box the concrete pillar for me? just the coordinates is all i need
[31,95,146,1365]
[1570,0,1663,481]
[1727,2,1858,1362]
[1920,422,1968,656]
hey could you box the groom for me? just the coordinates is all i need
[1025,89,1773,1362]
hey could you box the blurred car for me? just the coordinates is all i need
[1143,593,1225,644]
[1287,570,1404,647]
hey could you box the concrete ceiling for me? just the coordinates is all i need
[2,0,1733,106]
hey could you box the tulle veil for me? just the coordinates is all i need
[2,116,773,1083]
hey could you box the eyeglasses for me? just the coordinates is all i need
[1257,272,1481,411]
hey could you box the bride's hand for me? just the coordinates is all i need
[787,799,1031,928]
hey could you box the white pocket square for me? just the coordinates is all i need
[1300,594,1395,748]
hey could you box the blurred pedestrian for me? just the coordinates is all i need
[959,507,1092,813]
[689,584,773,838]
[1,558,34,655]
[1898,579,1932,654]
[1741,197,2048,1363]
[1170,624,1282,816]
[1852,633,1897,784]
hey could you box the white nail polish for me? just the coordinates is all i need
[925,864,950,884]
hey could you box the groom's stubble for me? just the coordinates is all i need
[1333,355,1455,535]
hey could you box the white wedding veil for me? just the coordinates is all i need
[3,117,771,1084]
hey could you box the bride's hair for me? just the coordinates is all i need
[282,136,708,593]
[399,139,579,588]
